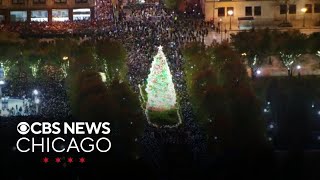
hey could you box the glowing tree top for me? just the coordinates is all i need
[145,46,177,111]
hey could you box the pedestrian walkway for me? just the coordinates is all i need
[0,98,32,117]
[204,27,320,46]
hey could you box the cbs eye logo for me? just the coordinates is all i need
[17,122,30,135]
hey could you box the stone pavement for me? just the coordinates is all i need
[204,27,320,46]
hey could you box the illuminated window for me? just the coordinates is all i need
[54,0,66,3]
[75,0,87,3]
[315,4,320,13]
[31,10,48,22]
[52,9,69,21]
[73,8,90,20]
[12,0,24,4]
[280,4,287,14]
[254,6,261,16]
[0,15,4,23]
[305,4,312,13]
[33,0,45,3]
[288,4,296,14]
[217,7,225,17]
[10,11,27,22]
[245,6,252,16]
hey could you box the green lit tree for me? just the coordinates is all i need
[164,0,183,10]
[307,33,320,67]
[50,39,78,78]
[231,29,272,79]
[0,32,22,77]
[145,46,177,112]
[95,39,127,83]
[276,31,307,76]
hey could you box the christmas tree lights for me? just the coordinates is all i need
[145,46,177,111]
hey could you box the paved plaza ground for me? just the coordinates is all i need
[0,98,32,116]
[203,28,320,77]
[204,27,320,45]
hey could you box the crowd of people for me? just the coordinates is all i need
[101,4,211,164]
[0,3,206,35]
[0,2,213,167]
[124,3,166,20]
[1,78,70,119]
[0,97,35,116]
[2,3,318,179]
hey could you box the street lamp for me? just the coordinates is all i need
[0,80,4,98]
[62,56,69,61]
[297,65,301,76]
[256,69,262,75]
[219,18,222,42]
[227,9,234,30]
[33,89,39,96]
[301,8,307,27]
[35,98,40,104]
[297,65,301,70]
[33,89,39,114]
[35,98,40,114]
[213,1,215,23]
[269,124,274,129]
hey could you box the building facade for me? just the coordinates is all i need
[201,0,320,29]
[0,0,95,23]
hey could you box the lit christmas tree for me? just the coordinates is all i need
[145,46,177,111]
